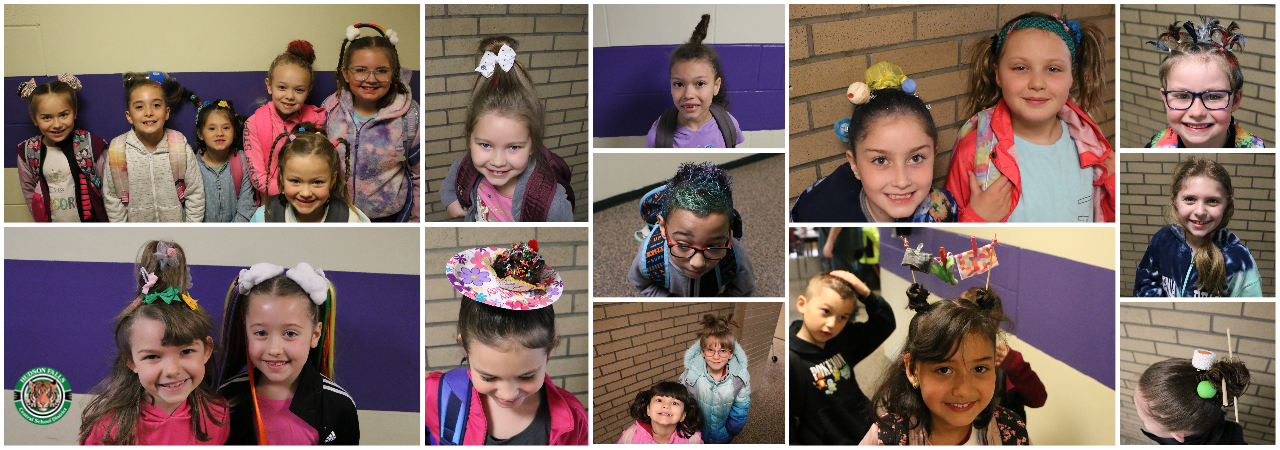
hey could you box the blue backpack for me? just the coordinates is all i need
[634,185,744,293]
[428,367,472,446]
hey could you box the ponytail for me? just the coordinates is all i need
[671,14,728,109]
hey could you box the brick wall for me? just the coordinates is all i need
[592,301,782,444]
[788,4,1116,205]
[424,5,589,222]
[1119,152,1275,297]
[422,227,590,406]
[1119,302,1276,444]
[1118,5,1276,148]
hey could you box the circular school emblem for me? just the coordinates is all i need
[13,367,71,425]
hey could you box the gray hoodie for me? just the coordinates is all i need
[627,227,755,297]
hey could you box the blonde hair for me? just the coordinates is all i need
[1167,156,1234,293]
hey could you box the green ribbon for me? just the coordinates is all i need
[143,286,182,305]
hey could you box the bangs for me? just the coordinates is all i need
[700,332,736,353]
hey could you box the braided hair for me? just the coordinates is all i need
[267,122,357,215]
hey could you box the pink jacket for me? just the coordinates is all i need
[84,400,229,445]
[425,371,587,445]
[617,421,702,444]
[243,102,326,199]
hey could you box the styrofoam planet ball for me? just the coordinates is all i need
[902,78,917,95]
[847,82,870,105]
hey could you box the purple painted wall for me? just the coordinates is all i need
[4,259,418,413]
[592,44,785,138]
[879,227,1116,389]
[4,71,420,169]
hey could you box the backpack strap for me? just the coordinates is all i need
[708,104,737,148]
[642,225,670,289]
[107,134,130,205]
[454,154,480,209]
[519,149,576,221]
[229,150,245,199]
[166,129,187,202]
[324,197,351,222]
[437,367,472,446]
[655,108,680,148]
[21,136,44,181]
[264,194,288,222]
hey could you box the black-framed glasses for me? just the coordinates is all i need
[347,67,393,82]
[1162,90,1234,111]
[664,234,731,260]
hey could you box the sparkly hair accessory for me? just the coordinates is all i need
[346,22,398,45]
[1146,18,1244,58]
[475,44,516,79]
[57,73,82,91]
[446,240,563,310]
[995,15,1080,62]
[16,78,37,99]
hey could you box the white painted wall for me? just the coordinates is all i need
[593,152,759,201]
[593,4,786,47]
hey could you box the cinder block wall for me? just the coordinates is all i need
[1119,153,1275,297]
[788,4,1116,205]
[422,227,590,407]
[423,5,589,222]
[1118,5,1276,148]
[591,302,780,444]
[1119,302,1276,444]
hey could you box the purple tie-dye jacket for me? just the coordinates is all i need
[322,90,421,221]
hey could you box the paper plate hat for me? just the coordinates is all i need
[446,240,563,310]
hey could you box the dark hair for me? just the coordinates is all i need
[803,271,858,302]
[269,40,317,84]
[671,14,729,109]
[1138,358,1250,435]
[122,71,187,110]
[696,313,738,353]
[870,296,1011,437]
[661,162,734,218]
[25,80,79,121]
[216,274,326,388]
[965,12,1108,118]
[848,88,937,157]
[267,122,356,215]
[457,298,558,353]
[189,99,245,153]
[465,36,547,164]
[1167,156,1234,293]
[628,381,705,439]
[336,36,408,110]
[134,240,190,296]
[79,300,225,444]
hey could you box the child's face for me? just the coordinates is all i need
[702,341,732,373]
[470,113,532,192]
[32,93,76,147]
[669,59,721,125]
[125,84,170,140]
[466,340,548,410]
[1162,59,1240,148]
[848,115,936,221]
[282,154,336,222]
[1173,175,1227,246]
[647,395,687,427]
[198,111,235,153]
[657,208,731,280]
[1133,386,1181,440]
[265,64,312,119]
[245,294,321,390]
[345,48,394,107]
[907,331,996,436]
[995,29,1073,130]
[126,317,212,415]
[795,286,855,347]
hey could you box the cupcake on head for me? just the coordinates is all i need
[447,240,562,310]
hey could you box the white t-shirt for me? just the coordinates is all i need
[43,146,80,222]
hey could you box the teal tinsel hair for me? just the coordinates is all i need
[661,162,734,218]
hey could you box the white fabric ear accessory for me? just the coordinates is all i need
[285,262,330,305]
[238,263,285,295]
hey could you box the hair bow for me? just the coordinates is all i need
[17,78,37,99]
[475,44,516,79]
[57,73,82,91]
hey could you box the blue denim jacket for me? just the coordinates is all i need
[196,151,255,223]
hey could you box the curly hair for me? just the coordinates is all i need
[628,381,705,439]
[661,162,734,219]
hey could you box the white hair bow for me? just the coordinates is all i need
[475,44,516,78]
[236,262,330,305]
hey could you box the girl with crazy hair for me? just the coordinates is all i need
[618,381,705,444]
[14,74,109,222]
[1133,156,1261,297]
[646,14,744,148]
[250,122,370,222]
[680,314,751,444]
[188,97,255,222]
[244,40,328,200]
[628,162,756,297]
[945,12,1114,223]
[1144,18,1263,148]
[439,36,576,222]
[1134,351,1251,444]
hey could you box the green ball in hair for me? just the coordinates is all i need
[1197,380,1217,399]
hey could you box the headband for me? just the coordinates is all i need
[346,22,398,45]
[475,44,516,79]
[995,14,1081,63]
[446,240,563,310]
[237,262,332,305]
[17,73,83,100]
[1146,18,1245,54]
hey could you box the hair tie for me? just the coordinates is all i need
[57,73,82,91]
[347,22,399,45]
[475,44,516,79]
[1192,349,1218,398]
[996,15,1078,62]
[846,61,921,107]
[17,78,37,99]
[331,140,341,148]
[288,135,297,142]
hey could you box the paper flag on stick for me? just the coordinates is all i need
[956,242,1000,280]
[900,239,959,285]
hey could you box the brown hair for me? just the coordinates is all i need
[696,313,738,353]
[25,80,79,121]
[122,72,186,110]
[134,240,190,296]
[671,14,729,109]
[1167,156,1234,293]
[804,271,858,303]
[465,36,546,162]
[268,40,317,84]
[335,36,408,110]
[217,274,325,389]
[965,12,1108,119]
[1138,358,1249,435]
[628,381,705,439]
[267,122,357,215]
[1154,21,1245,93]
[457,298,558,353]
[78,301,225,444]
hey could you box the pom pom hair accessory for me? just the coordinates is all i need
[838,61,927,140]
[346,22,399,45]
[446,239,564,310]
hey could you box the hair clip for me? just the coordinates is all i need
[475,44,516,79]
[347,22,399,45]
[149,71,165,85]
[17,78,37,99]
[140,267,158,295]
[217,100,228,108]
[298,126,306,132]
[154,241,179,271]
[57,73,82,91]
[141,286,198,310]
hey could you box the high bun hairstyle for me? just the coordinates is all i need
[1151,19,1246,94]
[671,14,729,109]
[696,313,739,353]
[465,36,546,161]
[1137,358,1250,436]
[266,122,356,214]
[134,240,191,296]
[1167,156,1235,294]
[269,40,317,83]
[336,35,409,110]
[457,298,558,354]
[661,162,734,219]
[870,294,1012,436]
[965,12,1108,118]
[189,98,245,153]
[122,71,188,109]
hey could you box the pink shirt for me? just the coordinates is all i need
[84,399,229,445]
[476,178,515,222]
[617,421,702,444]
[243,102,327,199]
[258,396,318,445]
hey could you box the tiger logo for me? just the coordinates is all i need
[25,380,60,413]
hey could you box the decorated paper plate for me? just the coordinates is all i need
[445,245,562,310]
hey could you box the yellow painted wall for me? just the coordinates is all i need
[932,226,1116,270]
[592,153,755,200]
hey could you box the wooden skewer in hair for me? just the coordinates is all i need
[1228,328,1238,422]
[985,234,996,289]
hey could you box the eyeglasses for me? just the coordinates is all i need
[1162,90,1234,111]
[702,348,731,357]
[666,237,731,260]
[347,67,393,82]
